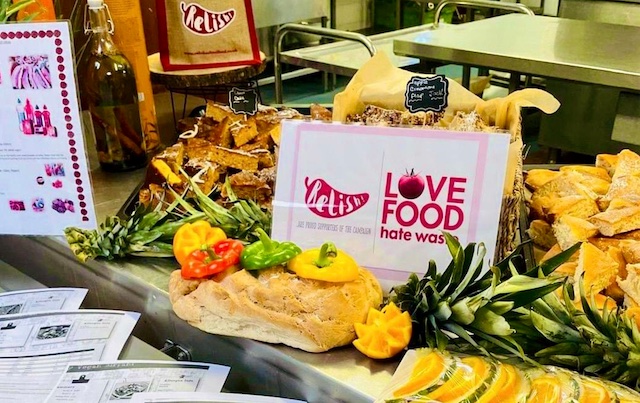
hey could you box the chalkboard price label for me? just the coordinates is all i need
[404,75,449,113]
[229,87,258,115]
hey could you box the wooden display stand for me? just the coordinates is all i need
[148,52,267,127]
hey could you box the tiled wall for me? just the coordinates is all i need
[334,0,371,31]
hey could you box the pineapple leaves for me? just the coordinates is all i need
[427,260,437,279]
[532,242,581,277]
[531,310,582,343]
[535,342,581,357]
[470,307,513,337]
[443,322,490,356]
[492,276,563,309]
[388,233,640,388]
[438,233,469,293]
[541,292,573,325]
[1,0,35,22]
[450,298,476,325]
[449,242,486,301]
[429,316,449,351]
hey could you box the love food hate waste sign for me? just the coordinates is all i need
[272,121,510,283]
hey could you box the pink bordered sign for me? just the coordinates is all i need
[271,121,510,284]
[0,22,96,235]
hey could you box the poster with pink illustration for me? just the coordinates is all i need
[272,121,510,285]
[0,22,96,235]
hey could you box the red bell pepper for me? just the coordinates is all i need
[181,239,244,279]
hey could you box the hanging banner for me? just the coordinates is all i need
[0,22,97,235]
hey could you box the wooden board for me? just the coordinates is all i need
[148,52,267,88]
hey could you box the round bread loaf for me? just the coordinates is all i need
[169,266,383,352]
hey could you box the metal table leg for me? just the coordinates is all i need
[330,0,337,29]
[508,73,521,93]
[462,66,471,89]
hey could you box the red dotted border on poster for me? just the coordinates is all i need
[0,29,90,222]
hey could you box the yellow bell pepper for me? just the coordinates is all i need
[287,242,359,282]
[173,221,227,266]
[353,302,412,359]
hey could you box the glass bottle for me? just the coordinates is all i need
[23,98,34,135]
[78,0,147,172]
[16,98,24,130]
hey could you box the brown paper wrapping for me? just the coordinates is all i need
[333,52,560,195]
[105,0,161,153]
[334,53,561,259]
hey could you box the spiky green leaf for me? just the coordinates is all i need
[530,243,581,277]
[531,310,582,343]
[471,306,513,337]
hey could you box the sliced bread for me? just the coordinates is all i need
[575,242,618,296]
[545,195,600,221]
[589,206,640,237]
[560,165,611,182]
[552,216,599,251]
[612,149,640,180]
[525,169,561,191]
[618,263,640,308]
[527,220,557,249]
[596,153,618,177]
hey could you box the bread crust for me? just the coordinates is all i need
[169,267,383,352]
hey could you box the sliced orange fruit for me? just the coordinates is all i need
[427,356,496,403]
[477,363,524,403]
[578,377,613,403]
[527,375,564,403]
[392,350,450,398]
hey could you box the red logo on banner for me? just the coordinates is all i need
[304,177,369,218]
[180,2,235,35]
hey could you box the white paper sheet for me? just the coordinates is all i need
[130,392,305,403]
[0,21,97,235]
[0,288,87,315]
[0,309,139,402]
[46,360,231,403]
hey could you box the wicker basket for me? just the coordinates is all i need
[494,123,524,263]
[495,145,523,263]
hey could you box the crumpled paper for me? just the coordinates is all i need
[333,52,560,195]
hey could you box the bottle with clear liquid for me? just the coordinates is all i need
[16,98,24,130]
[78,0,147,172]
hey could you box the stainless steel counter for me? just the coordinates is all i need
[279,25,428,77]
[394,14,640,91]
[0,168,398,403]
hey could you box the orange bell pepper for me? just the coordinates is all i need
[173,221,226,266]
[14,0,56,22]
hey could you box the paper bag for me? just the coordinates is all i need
[156,0,261,71]
[333,52,560,196]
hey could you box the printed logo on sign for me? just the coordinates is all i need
[180,2,235,36]
[380,168,467,244]
[305,177,369,219]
